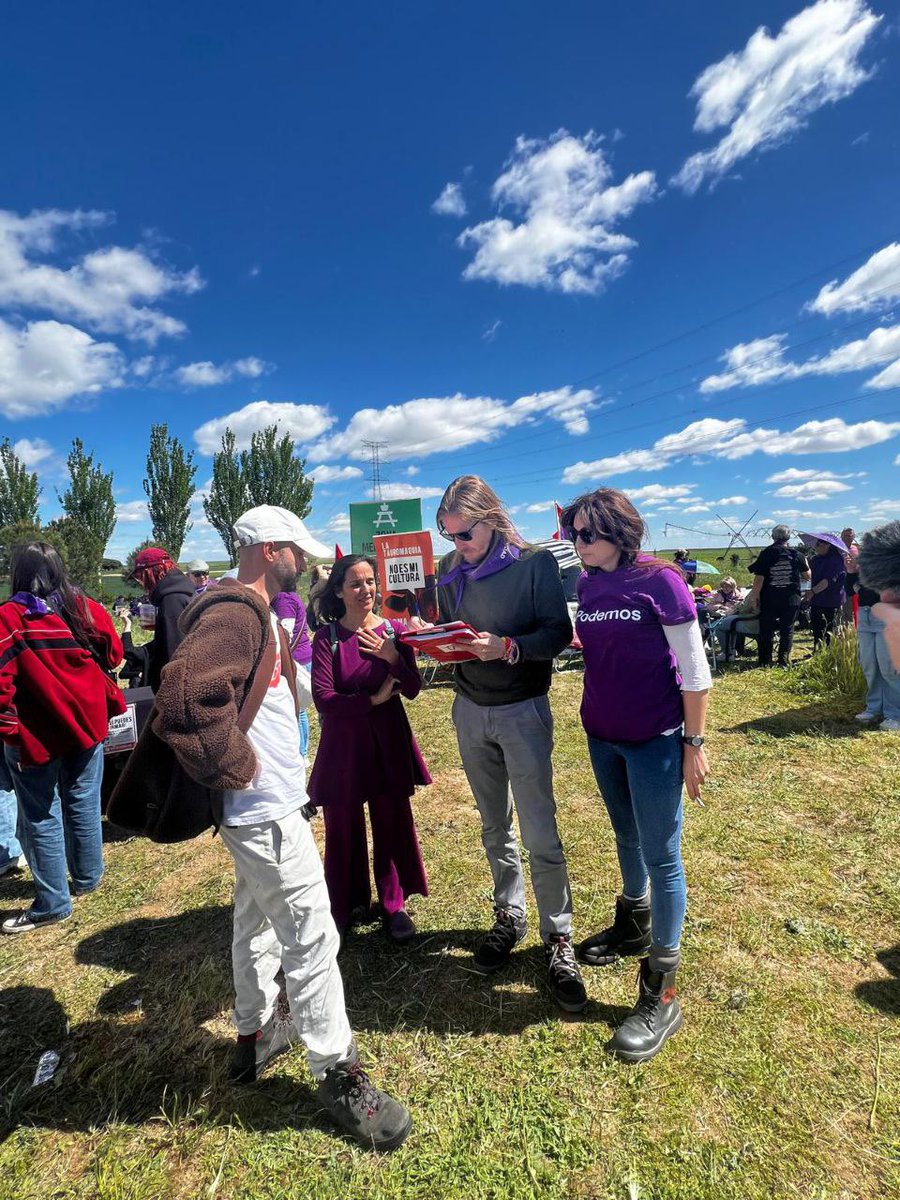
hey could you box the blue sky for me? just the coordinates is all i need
[1,0,898,559]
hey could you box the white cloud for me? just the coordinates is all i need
[115,499,150,523]
[772,479,853,500]
[562,416,900,483]
[457,130,656,294]
[765,466,864,482]
[372,484,444,500]
[683,504,711,513]
[0,208,203,343]
[673,0,881,193]
[0,317,124,418]
[325,513,351,533]
[194,400,336,455]
[432,182,467,217]
[482,319,502,342]
[625,484,696,504]
[808,242,900,315]
[405,465,420,477]
[309,385,600,463]
[525,500,556,513]
[307,464,364,484]
[175,356,271,387]
[700,324,900,392]
[10,437,57,470]
[711,495,750,505]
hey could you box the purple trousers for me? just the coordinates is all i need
[322,791,428,931]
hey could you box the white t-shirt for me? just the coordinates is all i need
[223,614,308,826]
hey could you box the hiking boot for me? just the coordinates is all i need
[607,958,682,1063]
[473,908,526,974]
[545,935,587,1013]
[1,908,71,934]
[385,909,416,943]
[577,896,651,967]
[230,992,300,1083]
[317,1051,412,1150]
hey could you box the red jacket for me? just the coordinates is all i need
[0,594,124,767]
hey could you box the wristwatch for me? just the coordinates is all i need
[682,735,705,747]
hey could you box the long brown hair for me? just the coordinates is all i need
[437,475,524,566]
[560,489,682,575]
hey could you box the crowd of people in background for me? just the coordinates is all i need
[0,481,897,1150]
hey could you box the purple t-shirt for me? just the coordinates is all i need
[576,561,697,744]
[810,551,846,608]
[271,592,313,666]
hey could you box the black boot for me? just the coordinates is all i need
[576,896,651,967]
[607,956,682,1063]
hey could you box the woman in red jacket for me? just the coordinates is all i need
[0,543,124,934]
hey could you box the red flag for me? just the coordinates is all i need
[552,501,564,540]
[334,543,344,560]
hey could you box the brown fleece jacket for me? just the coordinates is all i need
[152,578,298,790]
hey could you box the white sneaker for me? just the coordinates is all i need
[854,711,881,723]
[879,718,900,732]
[0,854,26,878]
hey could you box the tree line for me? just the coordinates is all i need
[0,425,315,589]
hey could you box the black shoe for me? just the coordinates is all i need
[473,908,526,974]
[385,909,416,943]
[317,1051,412,1150]
[229,990,300,1083]
[607,959,682,1063]
[545,935,588,1013]
[577,896,652,967]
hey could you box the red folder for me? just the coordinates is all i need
[398,621,480,663]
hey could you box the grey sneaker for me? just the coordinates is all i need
[317,1051,412,1151]
[229,990,300,1083]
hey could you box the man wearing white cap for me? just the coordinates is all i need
[151,505,412,1150]
[186,558,212,594]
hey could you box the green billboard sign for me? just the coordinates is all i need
[349,499,424,556]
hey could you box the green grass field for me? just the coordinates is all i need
[1,639,898,1199]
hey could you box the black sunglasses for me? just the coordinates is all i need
[567,525,610,546]
[438,519,480,543]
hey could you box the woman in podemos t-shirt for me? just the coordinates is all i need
[561,488,712,1063]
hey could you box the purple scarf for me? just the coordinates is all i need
[8,591,51,614]
[440,538,521,608]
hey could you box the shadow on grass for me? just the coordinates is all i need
[855,945,900,1017]
[0,906,627,1144]
[723,702,863,739]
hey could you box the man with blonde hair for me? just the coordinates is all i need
[436,476,586,1013]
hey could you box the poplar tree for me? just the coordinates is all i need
[0,439,41,527]
[204,429,249,566]
[240,425,314,518]
[143,424,197,560]
[57,439,116,589]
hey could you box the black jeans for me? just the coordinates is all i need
[812,605,840,650]
[758,600,799,666]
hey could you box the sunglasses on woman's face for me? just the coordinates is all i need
[567,525,610,546]
[438,519,480,543]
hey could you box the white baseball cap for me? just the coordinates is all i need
[186,558,209,573]
[232,504,331,559]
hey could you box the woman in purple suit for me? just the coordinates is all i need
[308,555,430,943]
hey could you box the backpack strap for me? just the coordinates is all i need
[328,621,339,657]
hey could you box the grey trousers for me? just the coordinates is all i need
[452,693,573,939]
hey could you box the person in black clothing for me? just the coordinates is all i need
[749,526,810,667]
[127,548,195,692]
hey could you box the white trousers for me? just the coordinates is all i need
[219,807,353,1079]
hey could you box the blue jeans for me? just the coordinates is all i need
[587,731,686,950]
[0,753,23,869]
[4,743,105,919]
[858,606,900,720]
[298,708,310,760]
